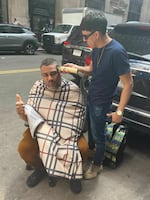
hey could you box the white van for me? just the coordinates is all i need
[42,24,78,53]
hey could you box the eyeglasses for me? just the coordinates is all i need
[82,31,95,40]
[41,70,58,78]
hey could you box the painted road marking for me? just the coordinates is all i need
[0,68,40,75]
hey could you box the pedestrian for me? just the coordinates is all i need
[13,18,21,25]
[64,11,133,180]
[16,58,88,193]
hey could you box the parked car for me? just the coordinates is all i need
[112,55,150,134]
[42,24,79,54]
[110,22,150,55]
[62,22,150,134]
[0,24,40,55]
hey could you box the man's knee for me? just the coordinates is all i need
[18,128,39,162]
[78,135,89,161]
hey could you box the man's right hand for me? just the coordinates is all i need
[16,94,27,121]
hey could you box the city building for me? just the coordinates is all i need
[0,0,149,33]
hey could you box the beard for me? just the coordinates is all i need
[46,74,61,90]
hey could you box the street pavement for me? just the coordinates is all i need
[0,52,150,200]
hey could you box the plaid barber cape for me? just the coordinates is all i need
[27,78,85,179]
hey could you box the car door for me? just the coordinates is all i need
[6,26,25,49]
[0,25,11,50]
[0,25,25,50]
[112,58,150,134]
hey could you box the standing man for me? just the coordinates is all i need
[65,11,133,179]
[16,58,86,193]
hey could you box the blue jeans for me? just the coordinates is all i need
[86,100,111,165]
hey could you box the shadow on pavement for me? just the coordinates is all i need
[4,169,98,200]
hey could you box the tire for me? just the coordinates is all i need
[23,42,36,55]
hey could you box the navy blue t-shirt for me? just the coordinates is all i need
[88,39,130,105]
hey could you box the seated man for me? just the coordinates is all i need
[16,58,88,194]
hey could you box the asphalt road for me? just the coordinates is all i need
[0,51,150,200]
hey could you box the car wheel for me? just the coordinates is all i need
[23,42,36,55]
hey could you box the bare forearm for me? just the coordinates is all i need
[118,74,133,112]
[107,85,132,123]
[77,65,92,74]
[118,84,133,111]
[64,63,92,75]
[107,73,133,123]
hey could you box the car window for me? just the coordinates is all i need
[10,26,24,34]
[113,24,150,36]
[52,24,72,33]
[0,26,24,34]
[67,26,86,46]
[110,23,150,55]
[0,26,11,33]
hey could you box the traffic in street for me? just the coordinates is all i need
[0,51,150,200]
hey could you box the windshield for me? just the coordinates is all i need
[51,24,72,33]
[110,23,150,55]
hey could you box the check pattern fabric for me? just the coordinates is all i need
[27,78,85,179]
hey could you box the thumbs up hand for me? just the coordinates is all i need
[16,94,27,121]
[16,93,23,103]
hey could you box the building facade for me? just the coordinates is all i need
[140,0,150,22]
[0,0,149,31]
[55,0,85,24]
[0,0,29,25]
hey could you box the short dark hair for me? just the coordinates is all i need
[80,10,107,34]
[40,58,58,68]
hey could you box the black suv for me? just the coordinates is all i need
[0,24,40,55]
[110,22,150,55]
[62,22,150,134]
